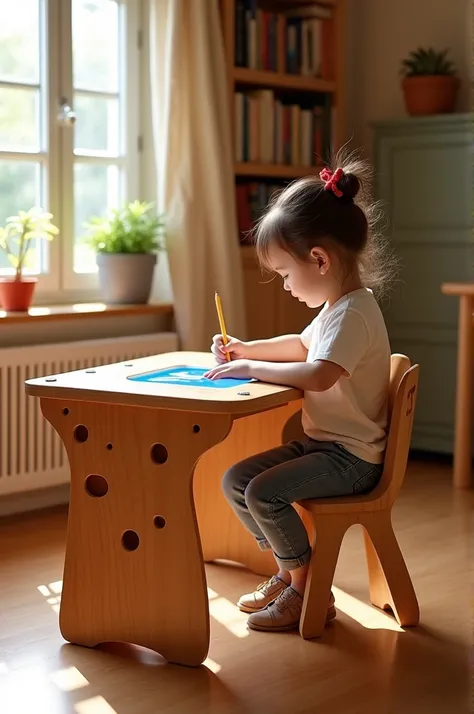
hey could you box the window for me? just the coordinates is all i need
[0,0,141,298]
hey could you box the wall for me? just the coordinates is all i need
[346,0,471,155]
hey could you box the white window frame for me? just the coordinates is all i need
[0,0,59,292]
[0,0,143,303]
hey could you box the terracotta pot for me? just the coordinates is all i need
[0,277,38,312]
[402,75,459,116]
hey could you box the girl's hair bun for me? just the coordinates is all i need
[338,172,361,201]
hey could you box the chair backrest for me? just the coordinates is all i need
[376,353,420,507]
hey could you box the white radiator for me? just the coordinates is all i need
[0,332,178,498]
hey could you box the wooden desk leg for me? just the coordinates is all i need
[194,401,302,577]
[453,296,473,488]
[40,398,232,667]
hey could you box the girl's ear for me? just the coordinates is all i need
[309,247,330,274]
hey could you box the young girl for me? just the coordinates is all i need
[204,155,393,633]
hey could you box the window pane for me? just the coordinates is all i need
[74,94,119,155]
[0,161,42,273]
[72,0,119,92]
[0,0,40,84]
[0,87,40,152]
[74,162,120,273]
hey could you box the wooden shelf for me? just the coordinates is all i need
[235,162,321,179]
[271,0,336,6]
[233,67,336,93]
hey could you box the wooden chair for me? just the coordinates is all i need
[297,354,420,640]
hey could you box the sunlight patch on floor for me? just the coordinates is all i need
[49,666,89,692]
[47,596,61,613]
[332,586,404,632]
[3,664,55,712]
[209,596,249,638]
[37,582,63,613]
[203,657,221,673]
[75,696,118,714]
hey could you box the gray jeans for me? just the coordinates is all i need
[222,438,382,571]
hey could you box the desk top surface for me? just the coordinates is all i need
[25,351,302,414]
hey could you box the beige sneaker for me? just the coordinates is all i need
[247,588,336,632]
[237,575,288,613]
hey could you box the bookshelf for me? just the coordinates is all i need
[219,0,347,339]
[235,162,322,179]
[233,66,336,93]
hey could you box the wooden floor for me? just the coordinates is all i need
[0,460,471,714]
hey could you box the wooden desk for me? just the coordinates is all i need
[441,283,474,488]
[25,352,302,666]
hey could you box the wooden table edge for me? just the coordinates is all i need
[24,382,303,415]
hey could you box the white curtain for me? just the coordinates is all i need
[149,0,247,350]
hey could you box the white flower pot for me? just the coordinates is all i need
[96,253,157,304]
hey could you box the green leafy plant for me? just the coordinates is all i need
[400,47,456,77]
[83,200,166,254]
[0,208,59,280]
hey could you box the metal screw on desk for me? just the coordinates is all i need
[238,391,250,396]
[45,378,57,382]
[85,370,96,374]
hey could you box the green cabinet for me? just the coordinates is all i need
[374,114,473,453]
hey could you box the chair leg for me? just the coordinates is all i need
[299,515,346,640]
[363,513,419,627]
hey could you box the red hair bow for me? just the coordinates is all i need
[319,167,344,198]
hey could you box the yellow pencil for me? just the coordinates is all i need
[214,291,231,362]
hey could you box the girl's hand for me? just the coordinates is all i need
[204,359,252,381]
[210,334,248,364]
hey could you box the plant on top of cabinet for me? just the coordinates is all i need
[400,47,459,116]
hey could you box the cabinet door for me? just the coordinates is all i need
[375,118,473,453]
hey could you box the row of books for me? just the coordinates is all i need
[236,182,282,244]
[234,1,333,78]
[235,90,333,167]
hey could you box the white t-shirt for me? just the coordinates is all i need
[300,288,390,464]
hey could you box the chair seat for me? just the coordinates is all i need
[298,487,386,515]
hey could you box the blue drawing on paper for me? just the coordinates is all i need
[127,366,253,389]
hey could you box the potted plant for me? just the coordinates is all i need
[84,200,166,305]
[400,47,459,116]
[0,208,59,312]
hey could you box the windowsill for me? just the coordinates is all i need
[0,302,174,325]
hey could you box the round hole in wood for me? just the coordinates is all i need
[192,424,200,434]
[62,408,70,416]
[74,424,89,443]
[122,530,140,551]
[85,474,108,498]
[154,515,166,529]
[150,443,168,465]
[106,443,113,450]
